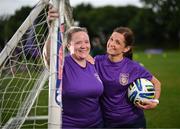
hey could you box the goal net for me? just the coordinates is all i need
[0,0,74,128]
[0,0,50,128]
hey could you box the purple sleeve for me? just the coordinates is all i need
[135,62,153,81]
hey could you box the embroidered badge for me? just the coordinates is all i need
[119,73,129,86]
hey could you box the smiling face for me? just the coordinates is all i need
[107,32,130,57]
[68,31,90,60]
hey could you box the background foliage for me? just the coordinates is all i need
[0,0,180,51]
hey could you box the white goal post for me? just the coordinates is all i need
[0,0,73,128]
[0,0,50,128]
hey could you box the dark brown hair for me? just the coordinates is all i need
[113,27,134,60]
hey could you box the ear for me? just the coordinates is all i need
[123,46,131,53]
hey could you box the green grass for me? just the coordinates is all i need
[0,71,48,128]
[1,51,180,128]
[134,51,180,128]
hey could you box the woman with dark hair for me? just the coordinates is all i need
[94,27,161,128]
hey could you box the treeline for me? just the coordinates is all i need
[0,0,180,50]
[0,7,32,50]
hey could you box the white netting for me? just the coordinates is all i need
[0,0,49,128]
[0,0,74,128]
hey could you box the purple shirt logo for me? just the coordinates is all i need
[119,73,129,86]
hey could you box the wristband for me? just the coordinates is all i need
[151,99,159,104]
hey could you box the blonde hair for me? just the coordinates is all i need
[64,26,88,45]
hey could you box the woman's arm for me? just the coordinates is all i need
[43,36,51,69]
[151,76,161,100]
[43,5,59,69]
[136,76,161,110]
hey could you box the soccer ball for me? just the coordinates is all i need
[128,78,155,104]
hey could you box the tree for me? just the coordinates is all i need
[140,0,180,48]
[74,4,139,41]
[4,6,32,42]
[0,17,8,50]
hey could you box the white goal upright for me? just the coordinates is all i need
[0,0,73,128]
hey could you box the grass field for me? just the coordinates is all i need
[1,51,180,128]
[0,70,48,128]
[134,51,180,128]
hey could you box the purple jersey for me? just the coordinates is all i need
[62,55,103,128]
[95,54,152,127]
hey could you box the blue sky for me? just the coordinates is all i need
[0,0,142,16]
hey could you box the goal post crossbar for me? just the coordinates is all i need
[0,0,49,67]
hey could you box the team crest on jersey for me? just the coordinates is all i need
[119,73,129,86]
